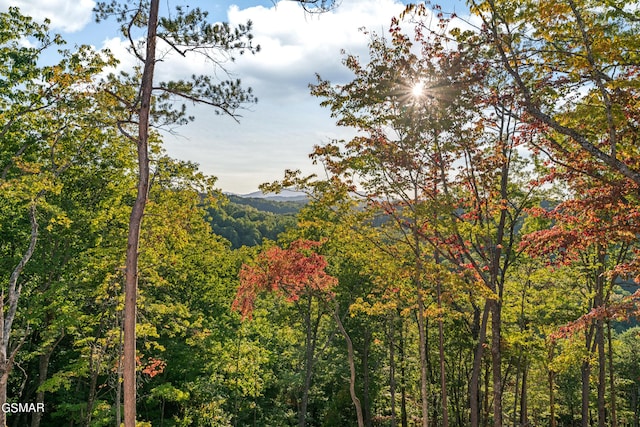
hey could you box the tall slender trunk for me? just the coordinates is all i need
[581,358,591,427]
[31,331,63,427]
[470,302,490,427]
[520,359,528,427]
[594,257,606,427]
[334,307,364,427]
[548,341,557,427]
[399,320,408,427]
[437,280,449,427]
[491,300,503,427]
[298,294,316,427]
[484,358,490,427]
[607,321,618,427]
[30,353,51,427]
[512,358,520,427]
[85,346,100,427]
[123,2,159,426]
[362,329,372,427]
[417,296,430,427]
[633,383,638,427]
[596,319,606,427]
[389,317,397,427]
[549,369,556,427]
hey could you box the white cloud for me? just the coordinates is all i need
[1,0,95,32]
[226,0,408,102]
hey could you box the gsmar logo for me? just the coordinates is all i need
[1,403,45,413]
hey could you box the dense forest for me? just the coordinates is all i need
[2,1,640,427]
[208,196,304,248]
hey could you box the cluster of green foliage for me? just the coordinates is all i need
[207,195,303,248]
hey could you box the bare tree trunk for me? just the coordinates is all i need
[123,1,159,426]
[333,307,364,427]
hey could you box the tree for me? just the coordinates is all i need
[469,0,640,186]
[93,2,259,424]
[233,239,367,427]
[309,16,485,424]
[1,9,112,425]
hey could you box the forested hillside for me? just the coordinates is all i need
[207,195,304,248]
[2,2,640,427]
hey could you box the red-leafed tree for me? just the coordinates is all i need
[233,240,337,318]
[233,239,365,427]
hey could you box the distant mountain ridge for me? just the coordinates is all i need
[238,189,308,202]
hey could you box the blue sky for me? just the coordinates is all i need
[1,0,466,194]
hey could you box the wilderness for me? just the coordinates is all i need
[1,0,640,426]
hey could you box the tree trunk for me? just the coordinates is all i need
[520,359,528,427]
[484,358,490,427]
[334,307,365,427]
[581,358,591,427]
[417,292,430,427]
[298,294,319,427]
[85,345,103,427]
[594,258,606,427]
[31,332,63,427]
[596,319,606,427]
[607,321,617,427]
[0,361,9,427]
[491,299,503,427]
[548,343,557,427]
[437,280,449,427]
[633,383,638,427]
[470,302,490,427]
[399,320,408,427]
[389,317,397,427]
[512,358,520,427]
[123,1,159,426]
[362,329,372,427]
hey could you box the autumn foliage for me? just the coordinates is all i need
[232,239,338,318]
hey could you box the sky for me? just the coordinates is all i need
[1,0,467,194]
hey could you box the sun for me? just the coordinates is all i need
[411,80,425,98]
